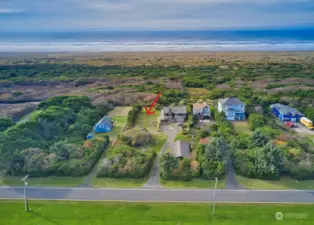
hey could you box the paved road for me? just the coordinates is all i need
[0,187,314,203]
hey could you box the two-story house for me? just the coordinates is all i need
[270,103,304,122]
[160,106,187,123]
[218,97,246,121]
[193,102,210,120]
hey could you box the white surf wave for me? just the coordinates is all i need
[0,41,314,52]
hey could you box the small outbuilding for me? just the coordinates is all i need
[86,132,95,140]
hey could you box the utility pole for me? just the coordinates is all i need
[21,175,29,212]
[212,177,218,216]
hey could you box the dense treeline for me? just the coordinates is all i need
[0,96,112,176]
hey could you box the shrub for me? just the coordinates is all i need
[248,113,267,131]
[98,145,155,178]
[200,130,210,139]
[0,117,15,132]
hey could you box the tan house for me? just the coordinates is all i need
[193,102,210,120]
[160,106,187,123]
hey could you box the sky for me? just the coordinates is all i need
[0,0,313,32]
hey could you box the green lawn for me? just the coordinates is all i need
[174,133,191,141]
[232,121,252,135]
[0,176,83,187]
[105,106,130,143]
[136,110,160,134]
[161,178,226,189]
[151,134,168,153]
[1,201,313,225]
[92,177,148,188]
[236,176,314,190]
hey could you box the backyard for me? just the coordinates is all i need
[232,121,252,135]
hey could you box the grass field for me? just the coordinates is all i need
[93,177,148,188]
[161,178,226,189]
[232,121,252,135]
[136,109,161,134]
[0,176,83,187]
[236,176,314,190]
[0,201,313,225]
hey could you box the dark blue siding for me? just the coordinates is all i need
[272,107,302,122]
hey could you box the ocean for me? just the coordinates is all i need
[0,28,313,52]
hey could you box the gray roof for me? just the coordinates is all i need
[173,140,190,158]
[162,106,187,114]
[270,103,304,115]
[219,97,244,106]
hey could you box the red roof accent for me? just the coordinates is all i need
[199,137,210,145]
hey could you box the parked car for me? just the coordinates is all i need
[285,122,296,128]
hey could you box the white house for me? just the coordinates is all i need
[218,97,246,121]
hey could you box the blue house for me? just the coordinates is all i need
[93,117,113,133]
[270,103,304,122]
[218,97,246,121]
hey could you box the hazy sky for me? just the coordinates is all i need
[0,0,313,31]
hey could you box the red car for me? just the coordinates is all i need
[285,122,296,128]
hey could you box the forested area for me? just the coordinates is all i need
[0,96,111,176]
